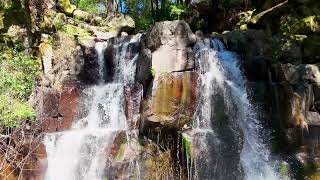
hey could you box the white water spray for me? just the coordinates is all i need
[192,38,281,180]
[44,34,141,180]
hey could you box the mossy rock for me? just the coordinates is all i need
[53,13,67,30]
[39,9,57,32]
[58,0,76,15]
[59,24,91,40]
[73,9,93,23]
[102,15,135,33]
[2,0,30,31]
[114,143,126,161]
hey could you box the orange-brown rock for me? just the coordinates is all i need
[0,155,17,180]
[144,72,199,128]
[31,82,82,133]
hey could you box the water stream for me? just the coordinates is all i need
[43,34,281,180]
[192,38,281,180]
[44,34,141,180]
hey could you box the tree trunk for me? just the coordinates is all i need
[107,0,114,16]
[161,0,165,10]
[118,0,122,13]
[151,0,155,17]
[155,0,159,12]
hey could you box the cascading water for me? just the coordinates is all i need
[44,34,142,180]
[191,38,282,180]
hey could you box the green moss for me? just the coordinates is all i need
[53,13,67,30]
[303,161,317,176]
[151,68,156,77]
[182,133,192,160]
[60,24,91,40]
[58,0,76,15]
[114,143,126,161]
[280,162,289,177]
[0,12,3,29]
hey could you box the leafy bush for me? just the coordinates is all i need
[0,47,40,127]
[0,95,35,127]
[124,0,154,30]
[71,0,105,13]
[170,4,187,20]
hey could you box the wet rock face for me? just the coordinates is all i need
[31,83,82,133]
[103,35,142,82]
[144,72,199,129]
[125,84,143,131]
[135,48,153,90]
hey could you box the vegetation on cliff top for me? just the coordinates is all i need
[0,46,40,127]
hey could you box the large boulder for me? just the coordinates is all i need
[146,20,196,73]
[146,20,196,51]
[102,14,135,33]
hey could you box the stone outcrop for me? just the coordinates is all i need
[30,83,82,133]
[146,20,196,73]
[144,72,199,128]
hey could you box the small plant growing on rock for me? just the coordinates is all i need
[151,68,156,77]
[170,4,187,20]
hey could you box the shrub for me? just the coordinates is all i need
[170,4,187,20]
[0,47,40,127]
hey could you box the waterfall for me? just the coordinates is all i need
[192,38,281,179]
[44,34,142,180]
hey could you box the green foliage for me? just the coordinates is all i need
[223,0,244,8]
[124,0,154,30]
[60,24,91,40]
[0,47,40,127]
[182,133,192,160]
[280,162,289,177]
[53,13,67,30]
[72,0,104,13]
[169,4,186,20]
[0,95,35,127]
[0,0,12,10]
[151,68,156,77]
[114,143,126,161]
[236,9,256,29]
[280,15,319,36]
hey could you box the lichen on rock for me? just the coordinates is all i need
[57,0,76,15]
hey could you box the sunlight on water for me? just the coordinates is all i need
[44,34,142,180]
[192,38,282,180]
